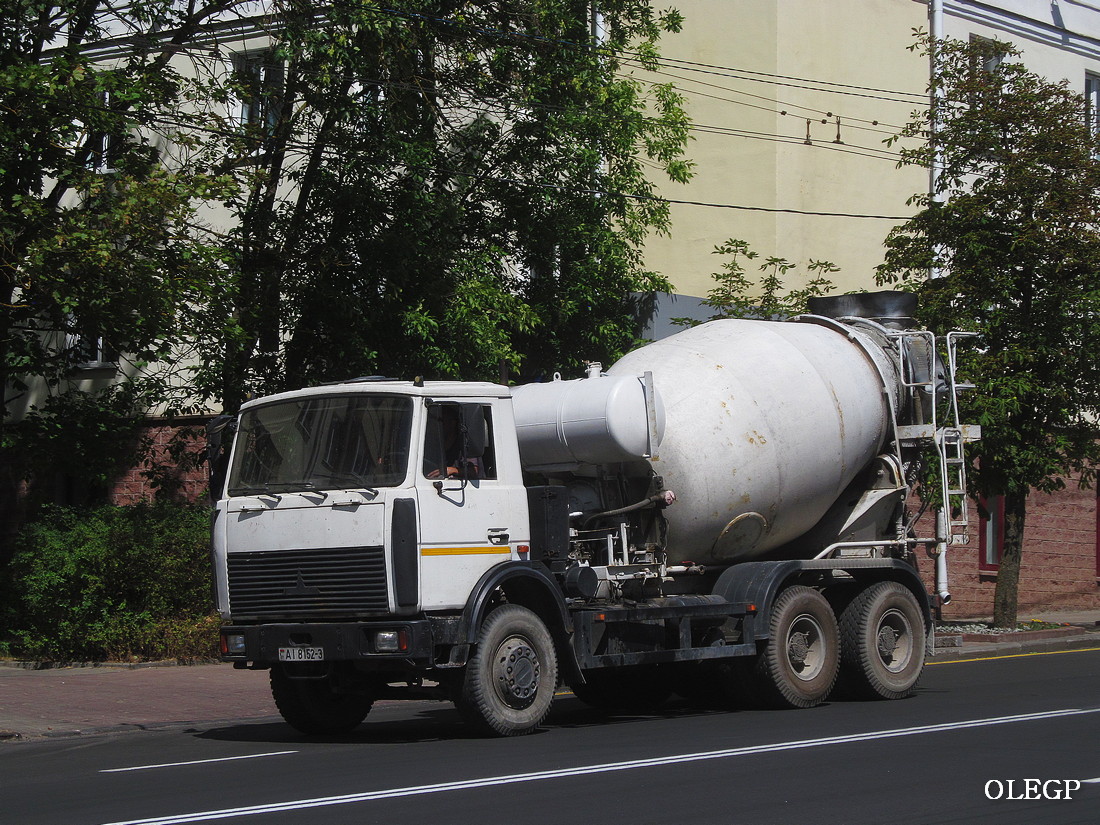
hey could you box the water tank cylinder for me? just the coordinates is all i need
[607,317,899,565]
[512,370,664,471]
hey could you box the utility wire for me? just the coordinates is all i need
[53,4,930,111]
[362,4,930,104]
[105,107,923,221]
[23,42,913,167]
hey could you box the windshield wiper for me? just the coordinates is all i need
[324,471,380,495]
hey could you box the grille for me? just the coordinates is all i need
[227,546,388,619]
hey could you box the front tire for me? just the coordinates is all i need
[749,585,839,709]
[455,605,558,736]
[270,669,374,735]
[838,581,925,700]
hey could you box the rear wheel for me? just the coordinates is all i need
[455,605,558,736]
[838,582,925,700]
[270,668,374,735]
[749,585,839,709]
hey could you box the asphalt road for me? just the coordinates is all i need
[3,648,1099,825]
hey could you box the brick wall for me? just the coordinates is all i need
[106,417,211,506]
[919,481,1100,620]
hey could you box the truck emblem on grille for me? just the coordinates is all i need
[284,571,321,598]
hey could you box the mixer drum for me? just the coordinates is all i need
[608,317,897,564]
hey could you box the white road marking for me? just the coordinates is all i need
[101,751,298,773]
[100,707,1100,825]
[1083,777,1100,784]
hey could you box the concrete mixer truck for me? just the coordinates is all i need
[210,291,978,736]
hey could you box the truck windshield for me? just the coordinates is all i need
[227,394,413,495]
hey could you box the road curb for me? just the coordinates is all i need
[930,632,1100,662]
[0,659,215,671]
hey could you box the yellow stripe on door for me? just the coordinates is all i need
[420,546,511,557]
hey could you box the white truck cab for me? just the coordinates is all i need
[213,380,532,620]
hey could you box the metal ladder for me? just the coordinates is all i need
[938,332,978,544]
[892,329,979,546]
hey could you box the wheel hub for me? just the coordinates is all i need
[877,608,914,673]
[877,626,899,661]
[493,637,540,710]
[788,632,810,666]
[785,613,826,682]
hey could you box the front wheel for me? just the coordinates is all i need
[270,668,374,735]
[838,582,926,700]
[455,605,559,736]
[749,585,839,709]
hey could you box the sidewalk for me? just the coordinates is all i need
[2,611,1098,743]
[929,609,1100,661]
[0,661,279,742]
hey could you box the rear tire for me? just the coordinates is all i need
[838,582,925,700]
[270,669,374,735]
[749,585,839,709]
[455,605,558,737]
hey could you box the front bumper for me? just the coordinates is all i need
[220,620,435,667]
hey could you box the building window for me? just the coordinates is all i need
[969,34,1004,75]
[1086,73,1100,139]
[67,329,118,369]
[82,85,125,173]
[233,50,284,134]
[979,495,1005,572]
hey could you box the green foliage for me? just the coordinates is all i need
[0,503,218,662]
[199,0,692,403]
[878,35,1100,498]
[674,239,838,325]
[0,2,240,521]
[877,34,1100,626]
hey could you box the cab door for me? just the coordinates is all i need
[415,398,529,610]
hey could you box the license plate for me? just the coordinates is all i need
[278,646,325,662]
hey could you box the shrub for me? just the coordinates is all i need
[0,503,218,662]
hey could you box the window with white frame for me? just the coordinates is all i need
[84,86,124,173]
[969,34,1004,75]
[66,326,118,369]
[232,50,284,134]
[1085,73,1100,138]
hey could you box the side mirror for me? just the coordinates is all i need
[206,415,237,502]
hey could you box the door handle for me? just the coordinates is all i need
[487,528,509,545]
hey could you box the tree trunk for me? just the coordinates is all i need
[992,490,1027,628]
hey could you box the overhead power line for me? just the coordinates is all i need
[363,5,929,105]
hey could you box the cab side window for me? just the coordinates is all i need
[422,403,496,480]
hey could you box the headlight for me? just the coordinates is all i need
[221,632,247,655]
[373,629,408,653]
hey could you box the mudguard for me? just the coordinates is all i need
[459,561,581,683]
[712,558,932,640]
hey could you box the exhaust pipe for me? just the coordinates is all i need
[935,510,951,604]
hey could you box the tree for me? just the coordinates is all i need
[2,1,691,530]
[198,0,692,409]
[877,35,1100,626]
[674,238,837,325]
[0,1,242,548]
